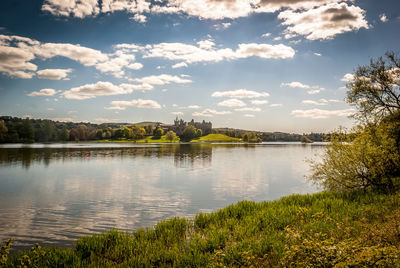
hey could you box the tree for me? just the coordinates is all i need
[20,118,35,142]
[165,130,178,142]
[0,120,8,142]
[154,125,164,138]
[196,128,202,137]
[346,52,400,122]
[309,52,400,193]
[181,125,197,141]
[59,125,69,141]
[131,126,145,140]
[309,122,400,193]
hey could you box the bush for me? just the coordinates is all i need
[309,122,400,193]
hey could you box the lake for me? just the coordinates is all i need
[0,142,324,250]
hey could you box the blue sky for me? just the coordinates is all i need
[0,0,399,132]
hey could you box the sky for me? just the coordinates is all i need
[0,0,399,133]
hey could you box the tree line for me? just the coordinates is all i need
[0,117,209,143]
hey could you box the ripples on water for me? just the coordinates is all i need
[0,142,325,250]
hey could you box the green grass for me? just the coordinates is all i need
[2,190,400,267]
[93,135,180,143]
[191,134,242,143]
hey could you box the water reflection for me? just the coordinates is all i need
[0,143,324,250]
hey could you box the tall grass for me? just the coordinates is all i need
[2,190,399,266]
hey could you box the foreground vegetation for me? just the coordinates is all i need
[2,190,399,267]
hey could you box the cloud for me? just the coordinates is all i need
[212,89,269,99]
[291,108,355,119]
[251,100,268,105]
[261,32,271,37]
[281,81,324,94]
[143,41,295,66]
[171,111,184,116]
[270,103,283,107]
[133,13,147,23]
[244,114,255,117]
[133,74,192,85]
[172,62,188,69]
[94,118,122,123]
[314,52,322,56]
[0,41,37,78]
[218,98,246,107]
[28,88,58,96]
[62,81,152,100]
[214,22,232,30]
[235,107,261,112]
[281,81,310,89]
[42,0,100,18]
[107,99,161,110]
[379,14,388,22]
[278,2,369,40]
[37,68,72,80]
[180,105,202,109]
[192,109,231,117]
[302,99,329,106]
[341,73,354,82]
[0,34,143,79]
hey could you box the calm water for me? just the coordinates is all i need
[0,142,324,250]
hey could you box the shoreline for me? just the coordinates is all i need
[2,189,399,266]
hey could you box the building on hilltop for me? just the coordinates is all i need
[161,117,212,136]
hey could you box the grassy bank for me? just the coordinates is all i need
[94,133,242,143]
[191,134,242,143]
[2,190,399,267]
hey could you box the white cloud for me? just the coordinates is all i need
[341,73,354,82]
[261,32,271,37]
[171,111,184,116]
[218,98,246,107]
[133,13,147,23]
[302,99,329,106]
[62,81,151,100]
[235,43,295,59]
[94,118,122,123]
[37,68,72,80]
[107,99,161,110]
[281,81,324,94]
[307,89,323,95]
[0,41,37,78]
[314,52,322,56]
[28,88,58,96]
[0,34,143,79]
[291,108,355,119]
[143,41,295,65]
[133,74,192,85]
[379,14,388,22]
[192,109,231,117]
[42,0,100,18]
[214,22,232,30]
[270,103,283,107]
[235,107,261,112]
[180,105,202,109]
[281,81,310,89]
[212,89,269,99]
[278,2,369,40]
[251,100,268,105]
[172,62,188,69]
[273,36,282,41]
[244,114,255,117]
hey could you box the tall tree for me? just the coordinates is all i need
[20,118,35,142]
[346,51,400,122]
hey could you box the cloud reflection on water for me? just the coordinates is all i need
[0,143,323,249]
